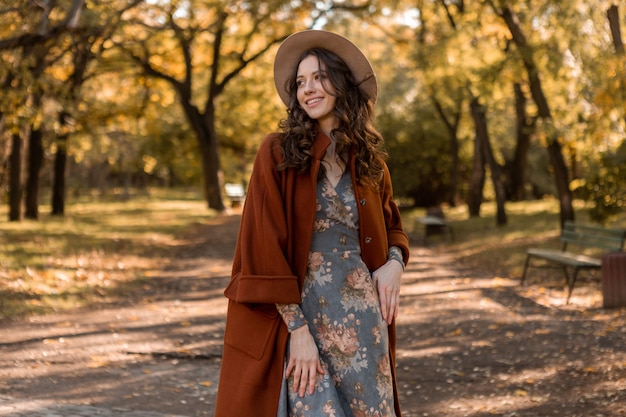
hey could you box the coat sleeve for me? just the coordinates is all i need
[381,163,410,265]
[224,134,302,305]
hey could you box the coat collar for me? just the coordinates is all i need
[311,128,332,160]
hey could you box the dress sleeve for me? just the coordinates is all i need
[276,303,308,332]
[387,246,405,270]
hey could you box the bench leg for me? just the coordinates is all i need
[521,254,532,286]
[566,268,580,304]
[560,266,572,287]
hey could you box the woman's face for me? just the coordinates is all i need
[296,55,338,131]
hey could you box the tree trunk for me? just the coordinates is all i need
[51,112,69,215]
[467,126,485,217]
[430,95,462,207]
[24,126,44,219]
[607,4,624,55]
[470,96,507,225]
[203,107,225,211]
[51,141,67,215]
[509,82,534,201]
[498,5,574,227]
[607,5,625,128]
[181,101,225,212]
[8,133,23,221]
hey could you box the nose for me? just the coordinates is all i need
[303,78,316,94]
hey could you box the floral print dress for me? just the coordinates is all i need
[276,172,396,417]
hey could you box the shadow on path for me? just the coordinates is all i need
[1,217,625,417]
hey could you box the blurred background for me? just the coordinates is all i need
[1,0,624,225]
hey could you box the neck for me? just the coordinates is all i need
[318,119,338,139]
[325,140,337,160]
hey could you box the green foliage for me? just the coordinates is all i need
[380,99,453,206]
[581,141,626,225]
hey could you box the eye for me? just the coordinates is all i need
[296,79,305,87]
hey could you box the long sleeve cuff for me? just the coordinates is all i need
[276,303,308,332]
[388,246,406,270]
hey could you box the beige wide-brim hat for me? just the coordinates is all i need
[273,30,378,106]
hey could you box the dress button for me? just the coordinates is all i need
[364,237,372,243]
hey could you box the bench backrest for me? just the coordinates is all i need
[225,183,246,198]
[561,221,626,252]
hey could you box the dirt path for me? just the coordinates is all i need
[1,214,625,417]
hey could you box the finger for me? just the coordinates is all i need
[292,368,302,393]
[298,369,309,397]
[379,291,388,322]
[387,294,397,325]
[384,289,394,321]
[307,367,317,395]
[285,361,294,378]
[317,361,325,374]
[385,290,396,325]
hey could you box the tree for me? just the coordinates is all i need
[114,0,319,211]
[506,82,536,201]
[469,93,507,224]
[488,2,575,226]
[0,0,145,219]
[420,0,509,223]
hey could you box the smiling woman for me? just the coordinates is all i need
[214,30,409,417]
[295,55,338,135]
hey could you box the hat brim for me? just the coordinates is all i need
[273,30,377,107]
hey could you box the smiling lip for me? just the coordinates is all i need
[306,97,323,106]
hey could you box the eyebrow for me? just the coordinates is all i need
[296,68,330,80]
[296,69,321,78]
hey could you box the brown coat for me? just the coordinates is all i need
[214,131,409,417]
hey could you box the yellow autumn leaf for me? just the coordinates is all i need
[448,328,463,336]
[200,381,213,387]
[514,389,528,397]
[88,355,110,368]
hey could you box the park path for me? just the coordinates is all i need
[1,214,625,417]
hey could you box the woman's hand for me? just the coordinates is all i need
[372,259,403,325]
[285,325,324,397]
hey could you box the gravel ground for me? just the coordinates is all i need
[1,214,625,417]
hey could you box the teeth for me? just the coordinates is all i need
[307,98,322,105]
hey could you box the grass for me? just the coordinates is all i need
[1,191,624,319]
[0,188,214,319]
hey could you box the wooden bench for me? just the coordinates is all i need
[413,215,454,244]
[521,221,626,303]
[224,183,246,208]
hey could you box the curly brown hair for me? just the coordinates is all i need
[276,48,387,188]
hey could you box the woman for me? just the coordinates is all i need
[214,30,409,417]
